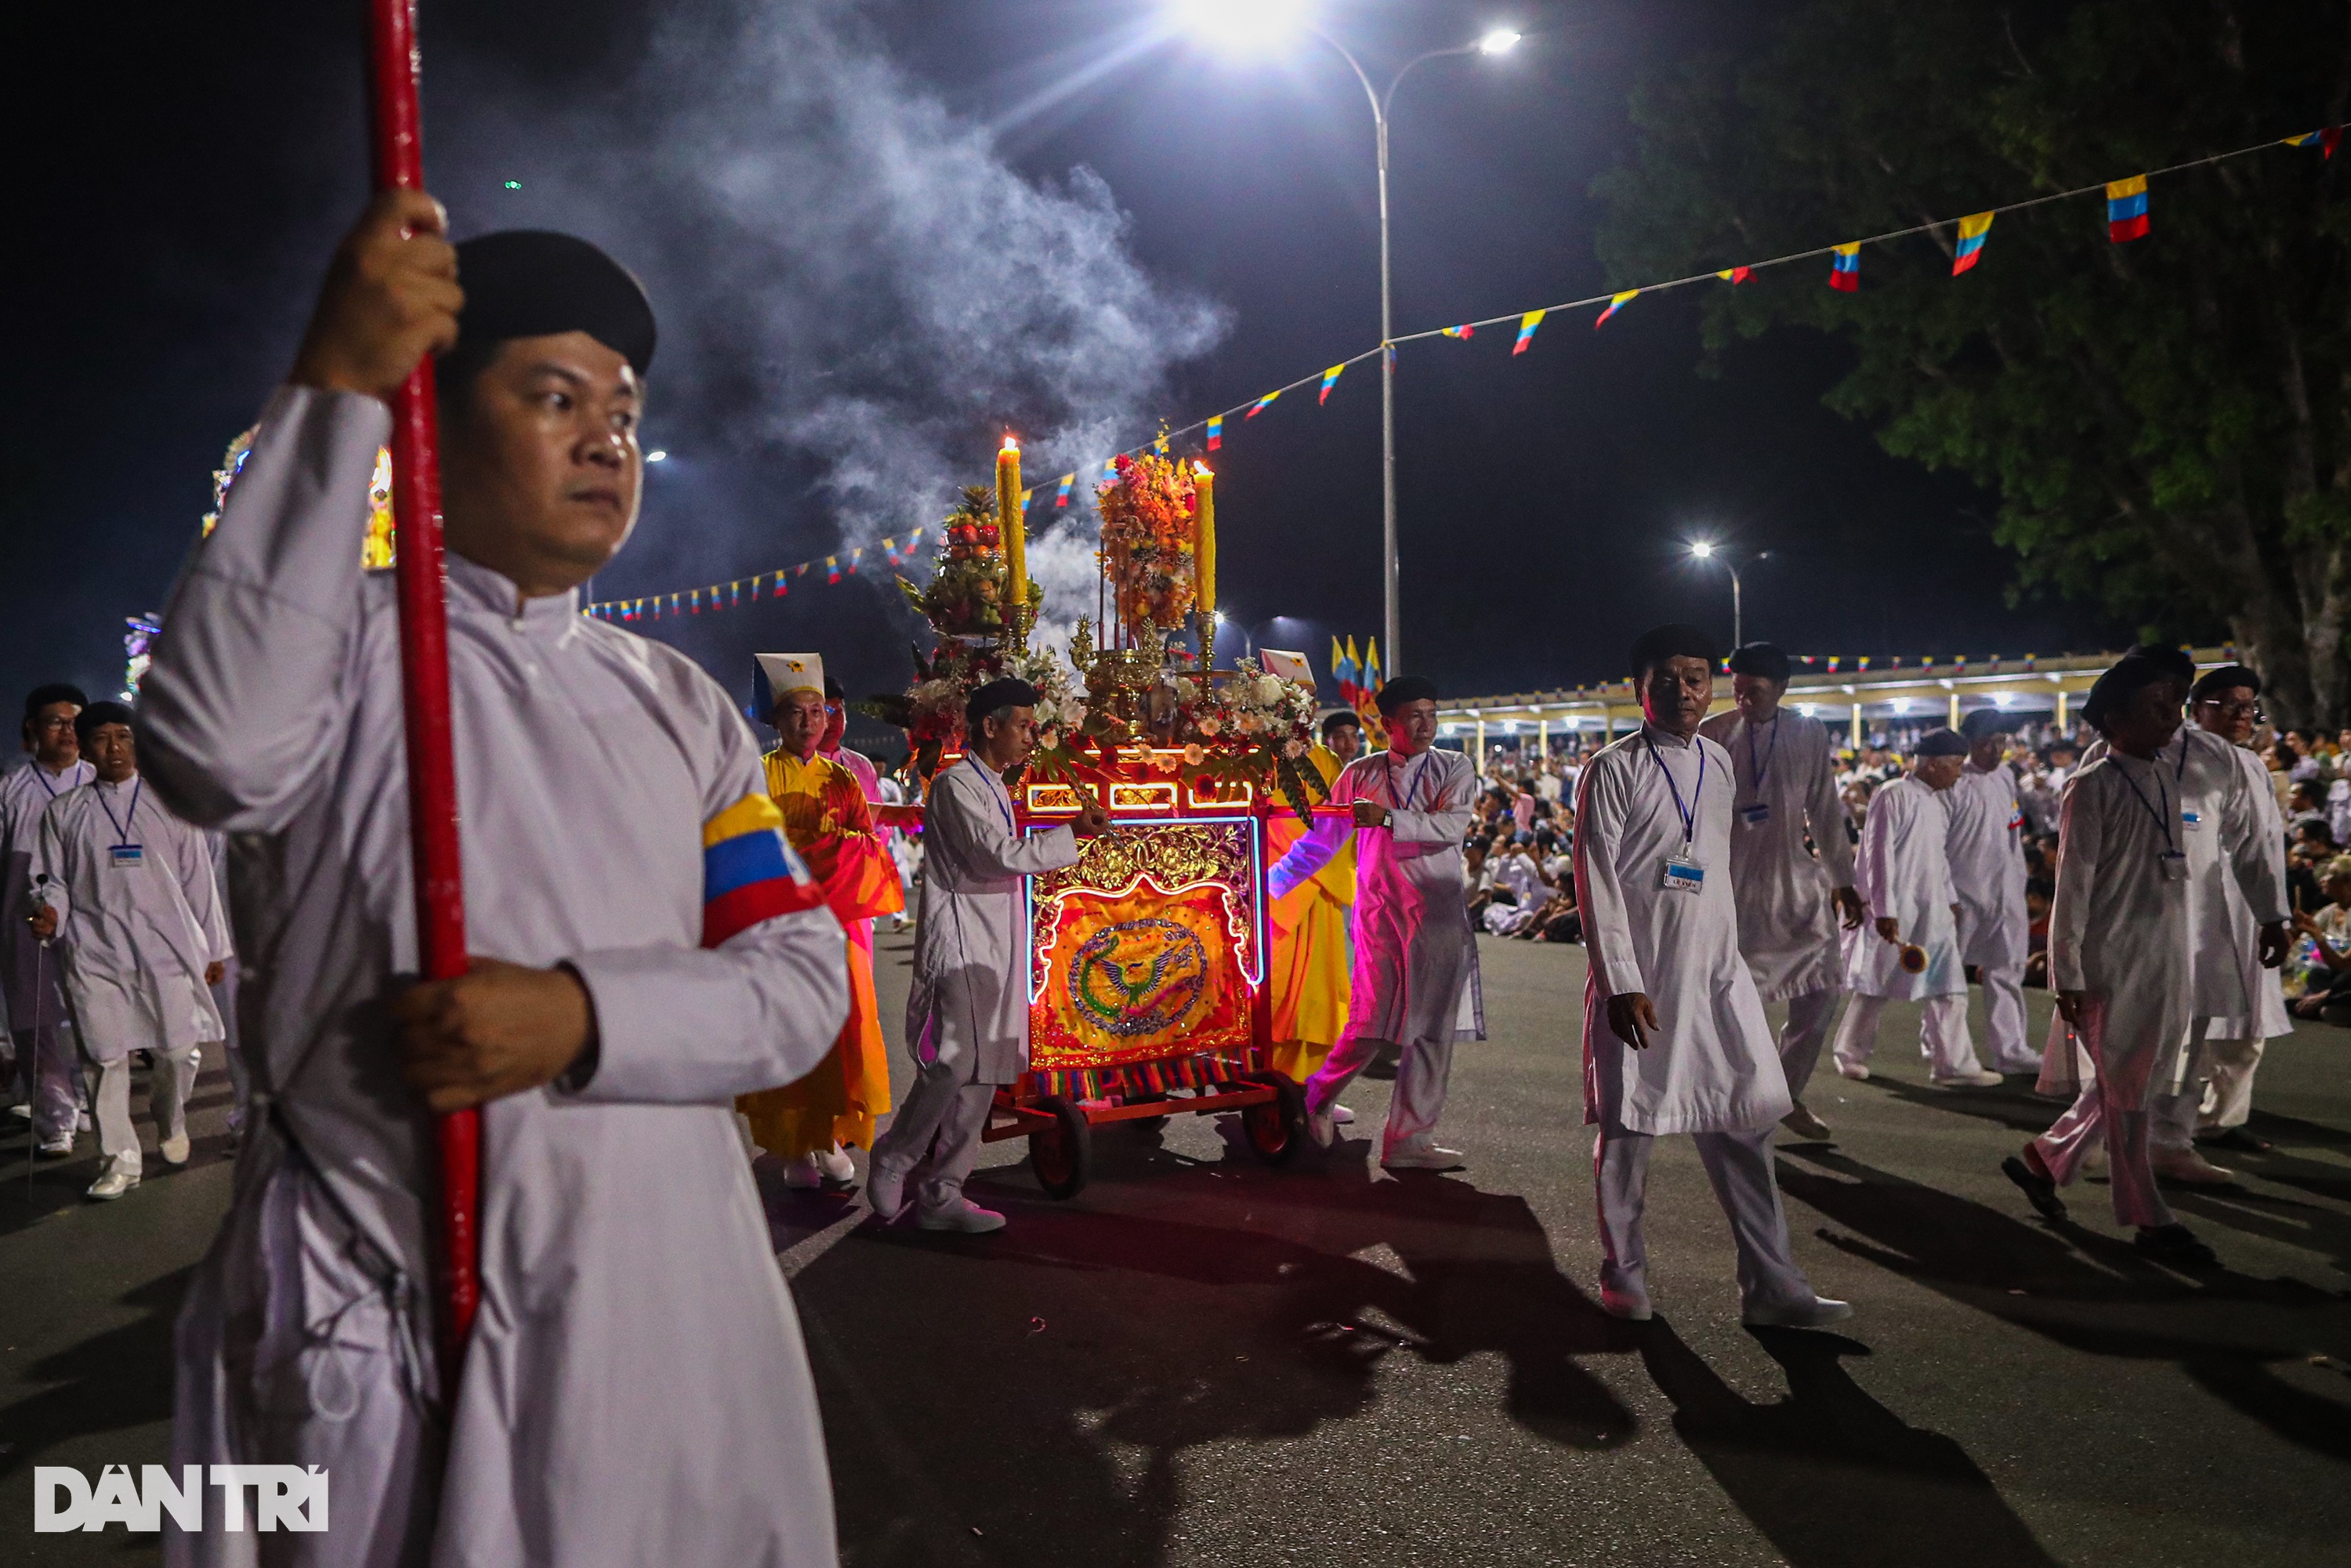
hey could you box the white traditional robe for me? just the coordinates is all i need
[1843,776,1965,1000]
[1945,761,2029,969]
[2190,739,2292,1039]
[1574,726,1790,1135]
[2045,730,2280,1103]
[32,775,230,1055]
[139,386,852,1568]
[905,754,1078,1084]
[1270,745,1484,1049]
[0,757,93,1025]
[1696,708,1856,1001]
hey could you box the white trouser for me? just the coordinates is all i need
[868,1056,996,1214]
[2197,1035,2264,1131]
[1777,987,1842,1099]
[91,1041,201,1171]
[10,1022,79,1143]
[210,957,249,1136]
[1979,964,2041,1072]
[2032,1082,2174,1229]
[1831,992,1987,1080]
[1306,1030,1453,1156]
[1593,1114,1813,1311]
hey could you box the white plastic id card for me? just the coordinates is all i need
[108,843,144,870]
[2160,850,2189,882]
[1661,853,1706,893]
[1738,802,1771,827]
[2181,808,2203,830]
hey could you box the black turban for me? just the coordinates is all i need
[824,675,845,701]
[1960,706,2017,741]
[1914,727,1968,758]
[2082,653,2187,732]
[1726,642,1791,683]
[72,701,134,742]
[2190,664,2261,703]
[451,231,657,377]
[1374,675,1439,715]
[1630,623,1719,680]
[23,683,86,721]
[965,677,1041,726]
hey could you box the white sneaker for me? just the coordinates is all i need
[1599,1286,1653,1322]
[1306,1108,1336,1150]
[1331,1104,1356,1125]
[1381,1141,1467,1172]
[8,1103,31,1121]
[159,1133,191,1167]
[1932,1068,2007,1089]
[866,1164,907,1221]
[815,1145,857,1185]
[783,1153,827,1190]
[2152,1149,2235,1186]
[77,1110,93,1132]
[917,1197,1006,1233]
[38,1135,74,1157]
[85,1157,140,1200]
[1780,1103,1833,1140]
[1742,1295,1853,1329]
[1833,1056,1870,1081]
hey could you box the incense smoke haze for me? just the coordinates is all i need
[440,0,1226,647]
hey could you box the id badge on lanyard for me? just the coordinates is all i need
[1737,802,1770,827]
[1661,853,1706,893]
[2160,849,2189,882]
[108,843,144,870]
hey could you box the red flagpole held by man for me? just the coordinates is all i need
[363,0,480,1385]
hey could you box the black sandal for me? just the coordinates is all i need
[2001,1153,2067,1221]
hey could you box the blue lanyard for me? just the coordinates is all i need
[1382,751,1433,813]
[1744,715,1780,798]
[95,779,141,849]
[1643,733,1705,849]
[2111,754,2175,853]
[31,762,78,800]
[967,756,1016,835]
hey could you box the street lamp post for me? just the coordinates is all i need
[1313,27,1520,680]
[1176,7,1520,679]
[1689,541,1743,649]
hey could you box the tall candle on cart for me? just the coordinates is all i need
[998,435,1026,639]
[1193,460,1215,621]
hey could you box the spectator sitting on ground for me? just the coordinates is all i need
[2291,856,2351,1022]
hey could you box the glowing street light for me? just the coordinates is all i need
[645,450,668,464]
[1171,5,1523,679]
[1686,541,1742,646]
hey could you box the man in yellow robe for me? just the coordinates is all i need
[738,654,905,1187]
[1266,710,1362,1084]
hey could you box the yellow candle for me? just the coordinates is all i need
[998,435,1026,642]
[1193,461,1215,620]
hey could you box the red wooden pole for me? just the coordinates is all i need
[364,0,480,1389]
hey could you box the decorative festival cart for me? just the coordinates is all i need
[881,439,1329,1199]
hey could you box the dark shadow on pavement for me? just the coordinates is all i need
[1638,1320,2061,1567]
[0,1266,189,1485]
[1775,1146,2351,1461]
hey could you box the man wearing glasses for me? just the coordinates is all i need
[2183,665,2291,1159]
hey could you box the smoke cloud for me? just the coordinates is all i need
[438,0,1226,650]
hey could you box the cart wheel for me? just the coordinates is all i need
[1028,1096,1092,1200]
[1240,1073,1306,1165]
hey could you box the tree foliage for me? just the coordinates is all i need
[1595,1,2351,723]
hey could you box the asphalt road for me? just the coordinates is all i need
[5,933,2349,1566]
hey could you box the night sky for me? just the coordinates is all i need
[13,0,2125,748]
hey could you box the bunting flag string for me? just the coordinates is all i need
[1951,211,1994,274]
[587,121,2342,625]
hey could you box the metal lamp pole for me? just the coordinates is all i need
[1307,29,1516,679]
[1690,543,1744,649]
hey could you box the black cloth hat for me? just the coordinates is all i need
[1914,727,1968,757]
[1726,642,1791,683]
[1630,624,1719,680]
[2082,653,2188,732]
[23,683,86,722]
[451,231,657,376]
[823,675,846,701]
[965,677,1041,726]
[1319,708,1363,737]
[1374,675,1439,715]
[1960,707,2018,741]
[72,701,133,742]
[2128,643,2197,684]
[2190,664,2262,703]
